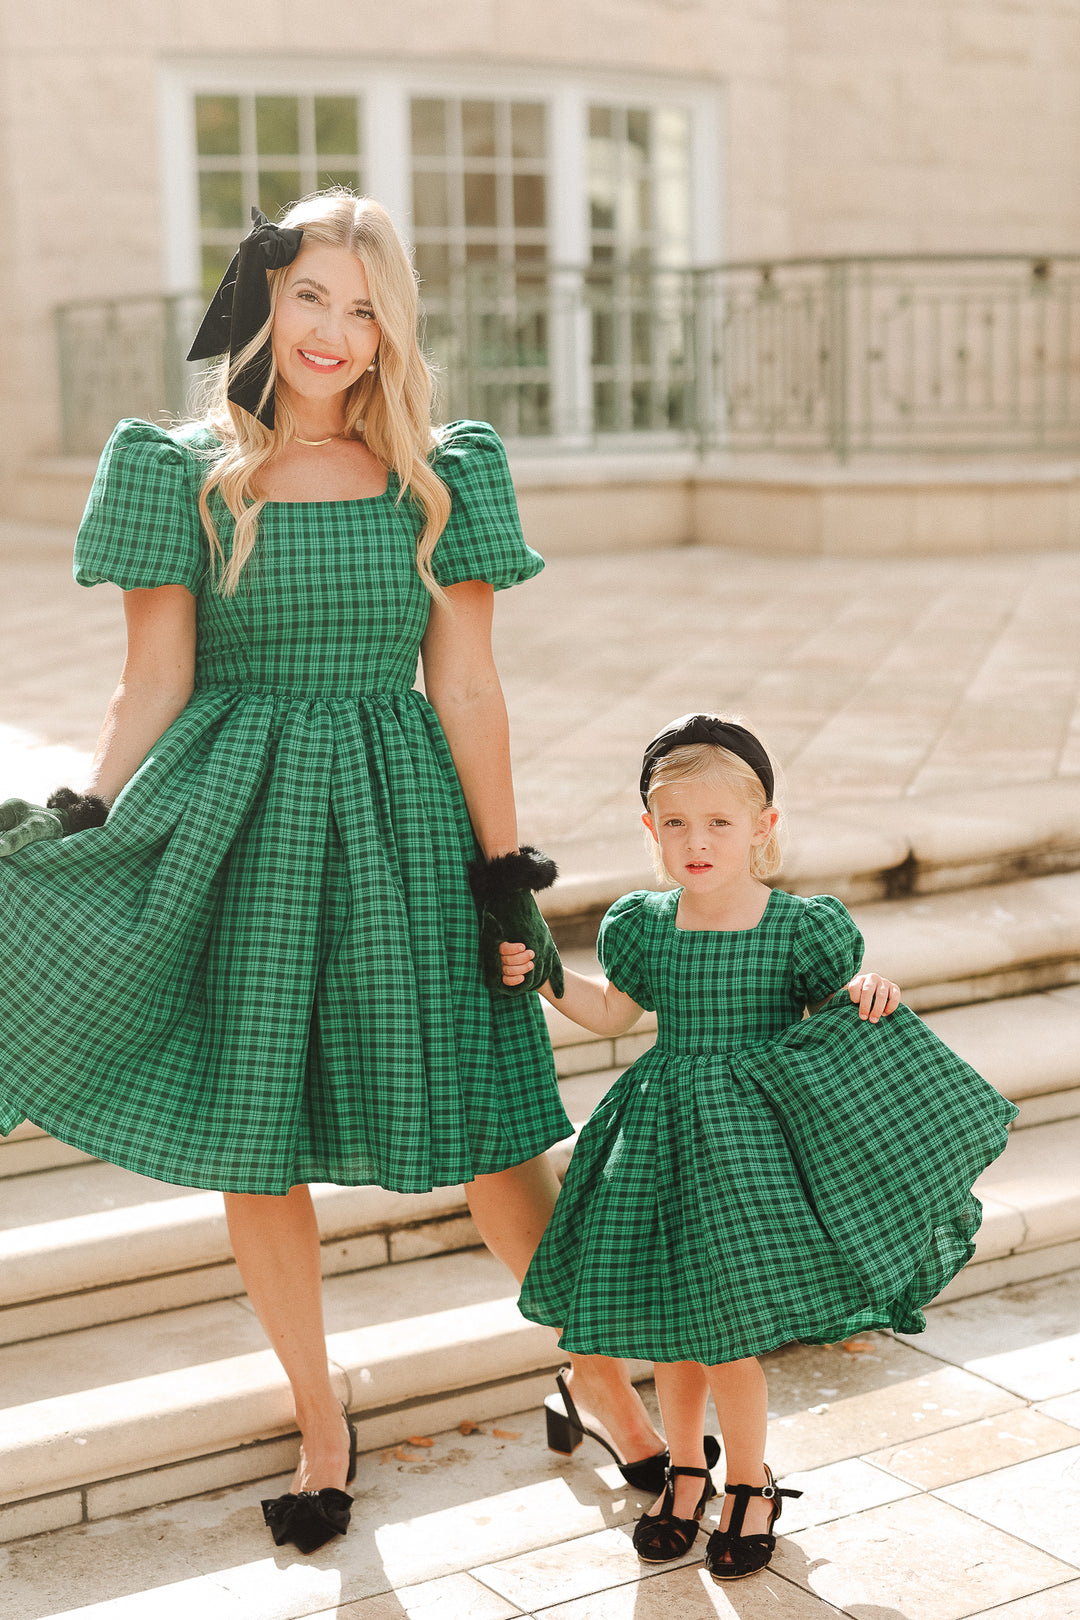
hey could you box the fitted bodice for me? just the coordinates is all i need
[598,887,865,1057]
[193,489,432,698]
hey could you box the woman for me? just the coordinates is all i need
[0,192,665,1552]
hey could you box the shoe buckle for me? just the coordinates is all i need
[762,1483,776,1498]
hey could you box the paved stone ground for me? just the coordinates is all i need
[1,1269,1078,1620]
[4,523,1080,1616]
[4,523,1080,885]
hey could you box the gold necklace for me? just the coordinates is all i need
[295,433,343,446]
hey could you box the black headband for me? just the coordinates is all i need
[186,207,305,429]
[639,714,775,806]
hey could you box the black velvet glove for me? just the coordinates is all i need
[468,845,565,999]
[0,788,109,858]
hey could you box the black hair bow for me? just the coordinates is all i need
[186,207,305,429]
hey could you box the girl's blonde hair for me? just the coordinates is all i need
[192,190,451,597]
[644,733,783,883]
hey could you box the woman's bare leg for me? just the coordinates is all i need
[465,1154,664,1462]
[224,1186,351,1492]
[703,1356,771,1550]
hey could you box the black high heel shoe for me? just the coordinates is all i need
[704,1463,802,1582]
[632,1464,715,1563]
[545,1368,720,1496]
[261,1404,358,1555]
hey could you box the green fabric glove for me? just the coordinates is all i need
[469,846,565,999]
[0,789,109,858]
[0,799,65,857]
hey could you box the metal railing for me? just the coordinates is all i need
[56,256,1080,458]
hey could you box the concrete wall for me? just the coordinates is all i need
[0,0,1077,488]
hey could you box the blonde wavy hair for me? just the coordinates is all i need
[193,190,451,597]
[644,728,783,883]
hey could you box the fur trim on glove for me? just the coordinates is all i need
[467,845,558,904]
[46,787,110,834]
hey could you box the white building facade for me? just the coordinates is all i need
[1,0,1079,525]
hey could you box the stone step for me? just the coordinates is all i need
[550,869,1080,1013]
[3,962,1080,1347]
[551,981,1080,1133]
[6,855,1080,1192]
[544,779,1080,938]
[0,1247,571,1542]
[0,1115,1076,1544]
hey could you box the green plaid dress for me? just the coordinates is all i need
[0,418,570,1195]
[518,887,1016,1363]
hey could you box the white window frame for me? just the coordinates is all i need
[158,58,724,442]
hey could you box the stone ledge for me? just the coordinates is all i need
[0,1115,1074,1525]
[540,780,1080,935]
[0,1248,567,1515]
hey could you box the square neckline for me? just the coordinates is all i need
[670,885,778,934]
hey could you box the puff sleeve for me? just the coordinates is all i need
[430,420,545,590]
[792,894,865,1007]
[597,891,655,1011]
[74,419,206,595]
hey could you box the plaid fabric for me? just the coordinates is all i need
[0,418,569,1195]
[518,887,1016,1363]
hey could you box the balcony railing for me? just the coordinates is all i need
[56,255,1080,459]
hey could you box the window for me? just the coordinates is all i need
[409,96,548,287]
[194,94,364,294]
[167,65,721,442]
[586,104,695,432]
[588,104,691,268]
[410,96,551,432]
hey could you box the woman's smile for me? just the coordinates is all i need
[272,242,382,414]
[297,348,348,371]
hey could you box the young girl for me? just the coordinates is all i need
[502,713,1016,1583]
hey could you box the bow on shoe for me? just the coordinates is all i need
[261,1487,353,1555]
[187,206,305,428]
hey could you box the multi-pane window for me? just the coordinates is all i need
[587,104,694,431]
[194,94,364,293]
[181,77,708,440]
[588,104,691,267]
[411,97,550,431]
[409,97,548,290]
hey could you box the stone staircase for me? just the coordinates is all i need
[3,789,1080,1544]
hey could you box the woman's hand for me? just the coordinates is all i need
[500,940,535,988]
[847,972,901,1022]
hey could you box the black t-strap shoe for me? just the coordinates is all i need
[632,1464,716,1564]
[704,1464,802,1582]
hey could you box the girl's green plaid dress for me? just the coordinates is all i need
[0,418,571,1195]
[518,888,1016,1364]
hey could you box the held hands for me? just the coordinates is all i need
[501,940,544,991]
[468,846,565,998]
[846,972,901,1022]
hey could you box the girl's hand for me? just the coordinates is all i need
[847,973,901,1022]
[500,940,535,987]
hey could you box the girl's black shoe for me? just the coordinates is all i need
[545,1368,720,1496]
[704,1464,802,1582]
[632,1464,715,1563]
[261,1405,358,1555]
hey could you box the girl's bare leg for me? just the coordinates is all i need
[224,1186,351,1492]
[703,1356,772,1548]
[465,1154,665,1462]
[640,1361,710,1518]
